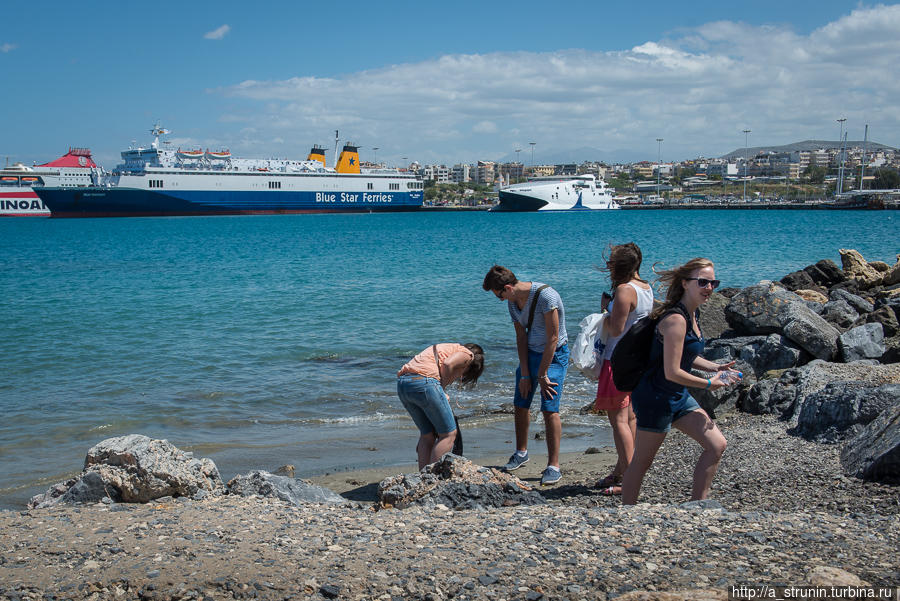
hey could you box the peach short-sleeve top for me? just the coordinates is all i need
[397,343,473,380]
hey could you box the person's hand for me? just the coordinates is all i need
[601,292,612,312]
[518,376,532,398]
[538,375,557,399]
[715,361,736,372]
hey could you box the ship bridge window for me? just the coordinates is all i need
[367,183,374,190]
[268,181,282,189]
[148,179,164,188]
[389,183,400,191]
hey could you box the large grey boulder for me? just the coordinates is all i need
[821,300,859,331]
[725,281,804,335]
[839,323,886,362]
[778,302,841,361]
[840,404,900,483]
[377,454,544,510]
[697,292,730,339]
[739,360,900,422]
[29,435,224,508]
[227,471,349,505]
[830,288,875,314]
[704,335,804,378]
[793,382,900,442]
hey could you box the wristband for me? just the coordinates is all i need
[705,378,712,389]
[519,376,529,381]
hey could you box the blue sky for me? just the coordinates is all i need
[2,1,898,168]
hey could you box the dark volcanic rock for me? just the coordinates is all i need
[227,471,349,505]
[793,382,900,442]
[854,306,900,338]
[778,302,841,361]
[780,269,816,291]
[830,288,875,314]
[377,454,544,509]
[804,259,845,288]
[840,404,900,483]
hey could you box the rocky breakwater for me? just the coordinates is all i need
[694,249,900,484]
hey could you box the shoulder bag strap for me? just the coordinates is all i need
[526,284,550,334]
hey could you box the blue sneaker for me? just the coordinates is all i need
[503,451,529,471]
[541,466,561,486]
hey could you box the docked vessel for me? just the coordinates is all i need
[493,174,619,211]
[0,148,98,216]
[36,126,424,218]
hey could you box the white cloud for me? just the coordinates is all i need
[204,25,231,40]
[1,43,17,53]
[214,5,900,164]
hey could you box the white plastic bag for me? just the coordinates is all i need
[572,312,608,381]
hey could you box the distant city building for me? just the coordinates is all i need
[451,163,471,183]
[423,164,451,183]
[474,161,496,184]
[498,162,525,183]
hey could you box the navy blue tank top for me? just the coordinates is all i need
[645,303,705,393]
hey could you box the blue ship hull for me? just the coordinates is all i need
[36,187,423,217]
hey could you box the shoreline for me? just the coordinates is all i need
[2,414,897,600]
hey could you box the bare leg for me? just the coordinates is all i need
[607,406,636,477]
[514,406,531,452]
[416,433,437,470]
[430,430,458,465]
[543,411,561,467]
[673,409,727,500]
[621,429,666,505]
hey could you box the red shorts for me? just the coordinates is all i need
[594,359,630,411]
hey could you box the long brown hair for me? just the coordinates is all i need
[599,242,647,290]
[459,343,485,387]
[650,257,714,319]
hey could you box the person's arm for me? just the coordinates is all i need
[692,356,735,373]
[440,349,473,387]
[658,314,727,390]
[603,283,638,338]
[514,321,532,398]
[537,308,559,399]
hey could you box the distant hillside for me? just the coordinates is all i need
[721,140,897,160]
[492,146,647,166]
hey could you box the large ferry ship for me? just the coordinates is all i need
[0,149,98,216]
[493,174,619,211]
[36,126,424,217]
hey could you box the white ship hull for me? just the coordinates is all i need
[495,175,619,211]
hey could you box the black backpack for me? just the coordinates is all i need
[610,304,690,392]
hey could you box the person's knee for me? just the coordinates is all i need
[437,429,457,441]
[713,436,727,459]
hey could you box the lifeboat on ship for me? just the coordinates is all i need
[177,149,204,160]
[206,149,231,160]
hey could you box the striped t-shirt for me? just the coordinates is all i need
[508,282,567,353]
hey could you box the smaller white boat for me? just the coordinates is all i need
[494,174,619,211]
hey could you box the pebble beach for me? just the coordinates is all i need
[1,414,897,601]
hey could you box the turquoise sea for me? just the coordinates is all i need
[1,210,896,509]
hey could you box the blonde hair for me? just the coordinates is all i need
[650,257,714,319]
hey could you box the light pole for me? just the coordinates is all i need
[529,142,536,169]
[515,148,521,183]
[373,147,379,166]
[656,138,663,201]
[836,117,847,196]
[742,129,751,203]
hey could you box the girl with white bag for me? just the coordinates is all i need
[593,242,654,495]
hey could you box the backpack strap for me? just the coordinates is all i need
[431,344,444,385]
[526,285,550,335]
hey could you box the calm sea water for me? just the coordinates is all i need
[0,210,896,508]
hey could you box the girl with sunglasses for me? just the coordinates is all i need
[593,242,655,495]
[621,257,738,505]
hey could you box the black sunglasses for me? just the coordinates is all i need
[494,287,506,300]
[686,277,720,289]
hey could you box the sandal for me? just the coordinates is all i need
[594,473,622,489]
[600,485,622,496]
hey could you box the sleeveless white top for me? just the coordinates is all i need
[601,281,655,360]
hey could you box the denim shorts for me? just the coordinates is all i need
[631,380,701,433]
[397,374,456,435]
[513,344,569,413]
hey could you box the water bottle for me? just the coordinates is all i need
[717,370,743,385]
